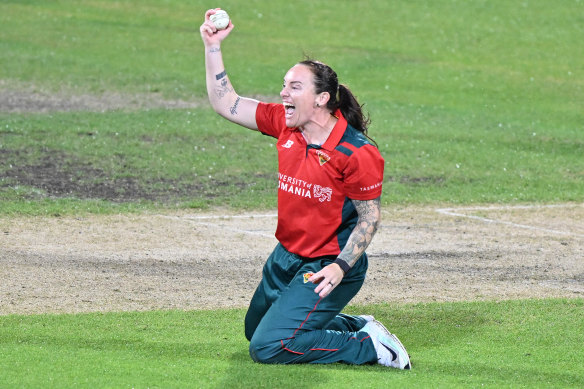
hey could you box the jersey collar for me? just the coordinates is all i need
[320,109,347,151]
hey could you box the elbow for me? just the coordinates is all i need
[209,94,238,119]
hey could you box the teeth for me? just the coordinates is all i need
[283,103,295,117]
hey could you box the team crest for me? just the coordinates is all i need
[313,185,333,202]
[316,150,330,166]
[303,273,314,283]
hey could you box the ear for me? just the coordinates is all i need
[316,92,330,107]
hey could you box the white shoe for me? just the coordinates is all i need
[362,320,411,370]
[358,314,375,323]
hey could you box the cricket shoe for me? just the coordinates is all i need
[358,314,375,322]
[362,320,411,370]
[357,315,374,331]
[358,315,375,324]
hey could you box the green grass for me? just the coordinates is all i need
[1,2,582,387]
[0,109,278,214]
[1,0,582,215]
[1,299,582,388]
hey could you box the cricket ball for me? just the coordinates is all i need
[210,9,230,30]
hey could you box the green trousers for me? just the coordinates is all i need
[244,243,377,364]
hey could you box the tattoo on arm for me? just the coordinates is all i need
[214,77,233,99]
[209,47,221,53]
[229,96,241,115]
[215,70,227,80]
[337,197,381,268]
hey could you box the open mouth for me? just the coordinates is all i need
[283,103,295,117]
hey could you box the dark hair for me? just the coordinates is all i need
[299,59,371,136]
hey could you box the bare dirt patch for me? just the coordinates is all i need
[1,149,208,203]
[1,204,582,315]
[0,83,202,113]
[0,81,279,113]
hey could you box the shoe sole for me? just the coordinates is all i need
[373,320,411,370]
[385,332,411,370]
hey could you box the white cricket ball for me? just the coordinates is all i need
[210,9,230,30]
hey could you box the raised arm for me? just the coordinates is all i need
[200,9,259,130]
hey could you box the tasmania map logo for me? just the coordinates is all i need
[316,150,330,166]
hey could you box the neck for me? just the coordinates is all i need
[300,112,338,145]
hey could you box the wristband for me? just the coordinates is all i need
[333,258,351,275]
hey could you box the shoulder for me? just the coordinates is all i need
[257,102,284,116]
[333,125,384,199]
[335,125,382,161]
[256,102,287,138]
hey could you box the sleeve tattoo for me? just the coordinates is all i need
[214,71,233,99]
[337,197,381,269]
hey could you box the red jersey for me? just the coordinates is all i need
[256,103,384,258]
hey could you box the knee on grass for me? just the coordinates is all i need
[248,337,284,364]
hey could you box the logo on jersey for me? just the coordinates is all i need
[360,181,383,192]
[314,185,333,202]
[316,150,330,166]
[282,140,294,149]
[278,174,333,202]
[303,273,314,283]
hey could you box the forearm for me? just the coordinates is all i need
[204,45,238,117]
[336,197,381,270]
[204,44,259,129]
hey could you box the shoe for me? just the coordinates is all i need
[358,314,375,326]
[358,314,375,322]
[357,315,374,331]
[362,320,411,370]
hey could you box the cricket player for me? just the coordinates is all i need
[200,8,410,369]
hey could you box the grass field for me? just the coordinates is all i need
[1,0,583,387]
[1,0,582,214]
[1,300,583,388]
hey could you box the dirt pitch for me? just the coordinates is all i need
[1,204,582,315]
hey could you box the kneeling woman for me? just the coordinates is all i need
[199,9,410,369]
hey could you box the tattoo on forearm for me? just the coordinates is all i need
[229,97,241,115]
[209,47,221,53]
[215,70,227,80]
[214,78,232,98]
[337,197,381,268]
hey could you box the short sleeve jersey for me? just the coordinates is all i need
[256,102,384,258]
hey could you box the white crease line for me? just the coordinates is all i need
[181,213,277,220]
[436,204,584,238]
[159,215,276,239]
[437,204,581,212]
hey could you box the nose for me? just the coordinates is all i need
[280,86,289,98]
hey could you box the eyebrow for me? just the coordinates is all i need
[284,80,303,86]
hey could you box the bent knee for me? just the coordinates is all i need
[249,337,281,364]
[244,326,254,342]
